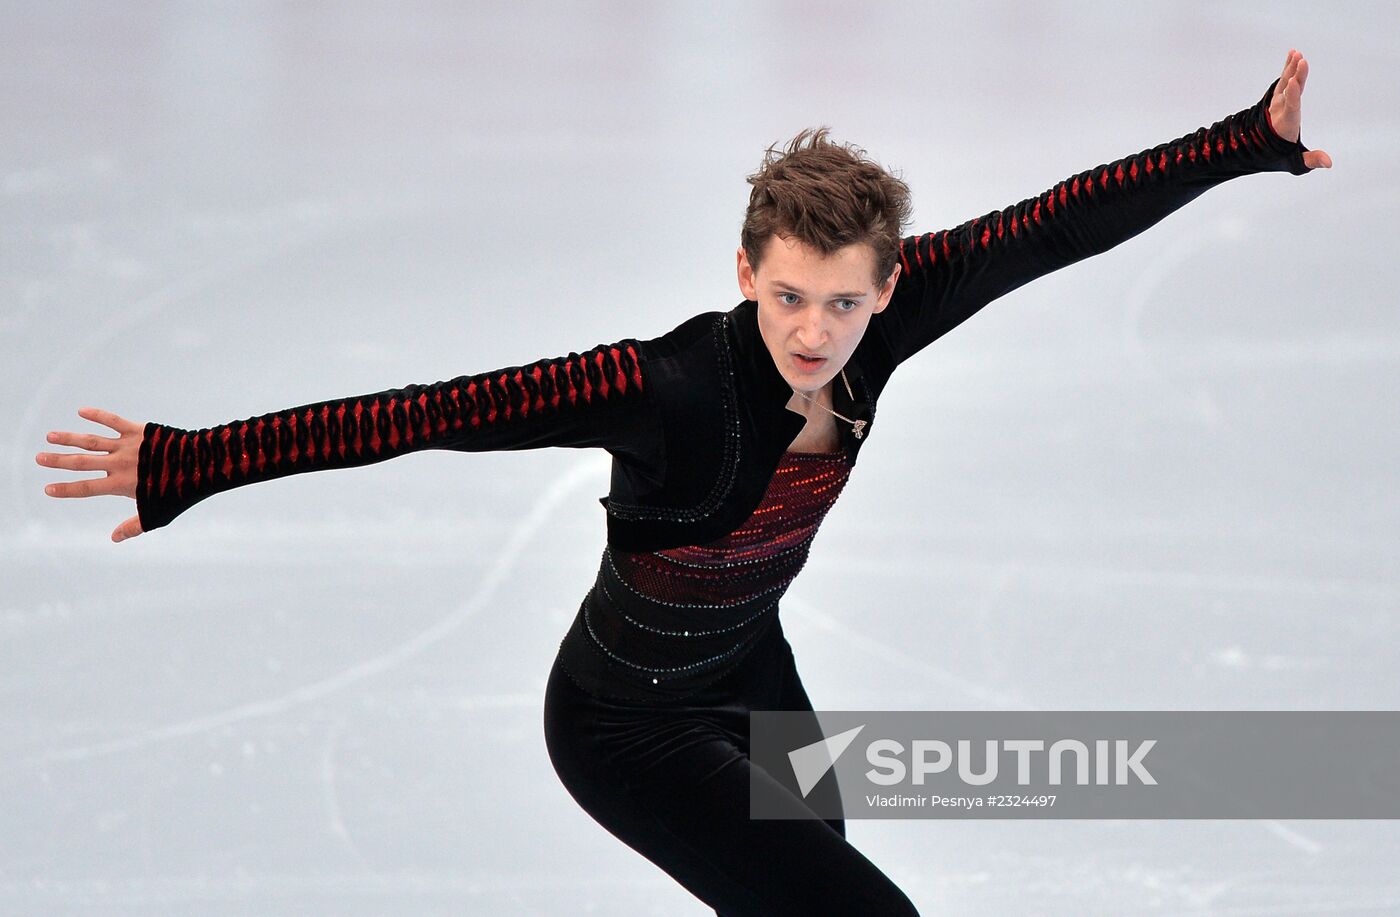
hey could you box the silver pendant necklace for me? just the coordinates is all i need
[792,367,866,440]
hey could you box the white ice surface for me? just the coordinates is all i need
[4,2,1398,914]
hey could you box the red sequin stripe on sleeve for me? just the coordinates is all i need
[135,340,645,533]
[887,77,1312,363]
[897,86,1299,269]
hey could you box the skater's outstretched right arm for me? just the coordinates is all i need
[37,337,651,541]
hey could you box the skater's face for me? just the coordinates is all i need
[737,234,899,394]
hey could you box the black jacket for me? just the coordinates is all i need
[135,79,1313,546]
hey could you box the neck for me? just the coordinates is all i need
[788,378,833,415]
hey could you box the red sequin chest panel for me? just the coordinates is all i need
[617,450,852,603]
[556,450,853,702]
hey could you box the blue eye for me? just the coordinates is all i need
[778,292,799,305]
[836,300,858,312]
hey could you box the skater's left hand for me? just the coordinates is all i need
[1269,49,1333,169]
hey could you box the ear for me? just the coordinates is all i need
[736,246,758,301]
[871,262,901,314]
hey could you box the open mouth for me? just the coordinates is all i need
[793,353,827,371]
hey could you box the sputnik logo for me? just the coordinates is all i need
[787,724,865,797]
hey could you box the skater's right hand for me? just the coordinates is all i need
[37,407,148,543]
[1268,49,1333,169]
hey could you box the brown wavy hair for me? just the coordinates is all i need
[741,126,914,287]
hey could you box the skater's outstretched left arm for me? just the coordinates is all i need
[874,49,1332,366]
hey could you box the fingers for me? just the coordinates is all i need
[36,449,110,473]
[37,425,121,492]
[1277,49,1296,94]
[112,514,144,543]
[1276,49,1310,100]
[1303,149,1334,169]
[43,429,119,452]
[43,477,111,498]
[77,406,140,435]
[1279,50,1308,97]
[38,407,142,499]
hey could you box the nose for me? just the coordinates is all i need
[796,305,829,352]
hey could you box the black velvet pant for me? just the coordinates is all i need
[543,617,920,916]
